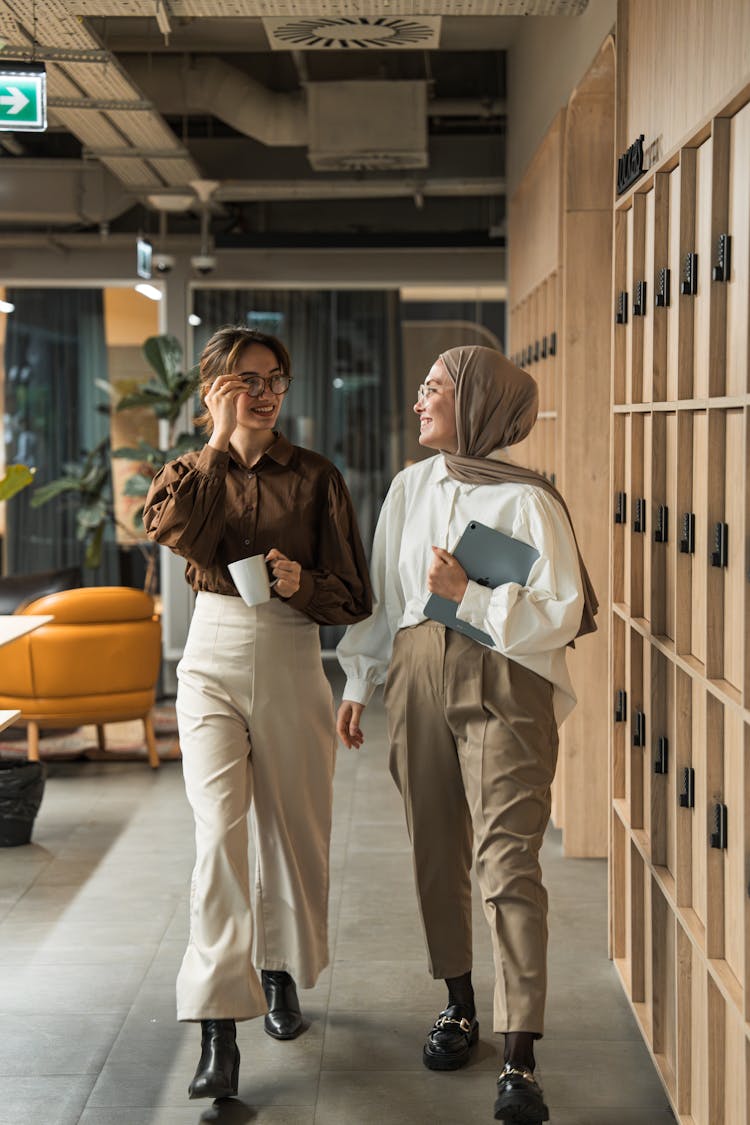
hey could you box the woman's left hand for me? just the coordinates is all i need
[427,546,469,603]
[266,548,302,599]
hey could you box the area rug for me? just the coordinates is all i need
[0,700,181,764]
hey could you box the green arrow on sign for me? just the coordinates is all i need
[0,69,46,131]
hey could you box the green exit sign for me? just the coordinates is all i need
[0,63,46,131]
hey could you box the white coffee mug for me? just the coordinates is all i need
[228,554,276,607]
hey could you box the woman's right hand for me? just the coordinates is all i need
[336,700,365,749]
[205,374,247,448]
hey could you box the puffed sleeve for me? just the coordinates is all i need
[455,488,584,655]
[142,444,229,568]
[336,473,406,705]
[284,468,373,626]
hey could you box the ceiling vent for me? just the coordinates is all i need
[263,16,442,50]
[306,81,428,171]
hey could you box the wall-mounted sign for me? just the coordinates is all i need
[0,62,46,132]
[136,238,153,280]
[616,133,645,195]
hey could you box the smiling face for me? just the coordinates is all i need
[231,342,287,434]
[413,358,458,452]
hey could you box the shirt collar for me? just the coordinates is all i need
[429,447,511,484]
[229,430,294,470]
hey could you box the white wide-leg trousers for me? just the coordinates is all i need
[175,591,336,1022]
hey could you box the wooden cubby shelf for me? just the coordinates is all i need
[610,66,750,1125]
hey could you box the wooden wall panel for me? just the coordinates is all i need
[617,0,750,159]
[508,110,564,306]
[511,38,614,857]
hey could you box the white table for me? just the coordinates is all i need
[0,615,53,648]
[0,708,20,734]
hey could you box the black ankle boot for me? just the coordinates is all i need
[261,970,303,1040]
[188,1019,240,1100]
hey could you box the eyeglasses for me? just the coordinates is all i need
[236,373,293,397]
[416,383,441,403]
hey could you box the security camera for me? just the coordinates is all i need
[153,253,175,274]
[191,254,217,276]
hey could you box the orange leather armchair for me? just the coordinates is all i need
[0,587,163,769]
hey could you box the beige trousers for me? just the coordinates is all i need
[175,591,336,1022]
[384,621,558,1035]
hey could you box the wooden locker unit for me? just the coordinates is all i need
[610,43,750,1117]
[664,411,678,641]
[726,104,750,398]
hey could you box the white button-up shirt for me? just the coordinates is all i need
[336,452,585,725]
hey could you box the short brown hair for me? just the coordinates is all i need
[195,325,292,435]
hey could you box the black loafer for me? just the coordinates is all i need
[422,1003,479,1071]
[493,1063,549,1123]
[261,969,304,1040]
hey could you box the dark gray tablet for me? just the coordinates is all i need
[424,519,540,647]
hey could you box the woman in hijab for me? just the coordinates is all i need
[336,346,597,1125]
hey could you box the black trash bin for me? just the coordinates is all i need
[0,760,46,846]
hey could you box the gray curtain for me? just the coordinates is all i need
[192,288,403,646]
[3,288,118,582]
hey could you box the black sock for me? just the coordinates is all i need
[445,971,475,1018]
[504,1031,536,1072]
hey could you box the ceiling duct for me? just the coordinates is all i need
[124,55,307,147]
[262,16,442,50]
[307,81,428,171]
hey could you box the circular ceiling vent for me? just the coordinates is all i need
[267,17,440,50]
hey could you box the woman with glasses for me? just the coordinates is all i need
[144,325,372,1101]
[336,346,597,1125]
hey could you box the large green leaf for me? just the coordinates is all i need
[143,334,183,387]
[31,477,81,507]
[123,473,153,497]
[0,464,35,502]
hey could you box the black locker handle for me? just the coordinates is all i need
[712,234,731,283]
[655,267,671,308]
[711,522,728,568]
[679,767,695,809]
[632,710,646,748]
[654,505,669,543]
[614,689,627,724]
[654,736,668,775]
[615,491,627,525]
[710,803,728,849]
[679,512,695,554]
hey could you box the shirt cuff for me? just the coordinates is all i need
[455,579,493,630]
[285,568,314,612]
[196,443,230,477]
[342,677,378,706]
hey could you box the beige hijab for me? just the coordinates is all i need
[439,345,598,639]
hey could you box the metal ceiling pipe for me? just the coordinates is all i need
[0,160,133,226]
[214,176,505,202]
[123,56,504,145]
[124,56,308,146]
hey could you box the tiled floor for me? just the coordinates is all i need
[0,666,673,1124]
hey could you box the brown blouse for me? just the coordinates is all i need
[143,432,373,626]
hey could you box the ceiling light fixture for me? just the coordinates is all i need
[134,283,162,301]
[146,192,195,213]
[0,299,15,313]
[188,314,201,327]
